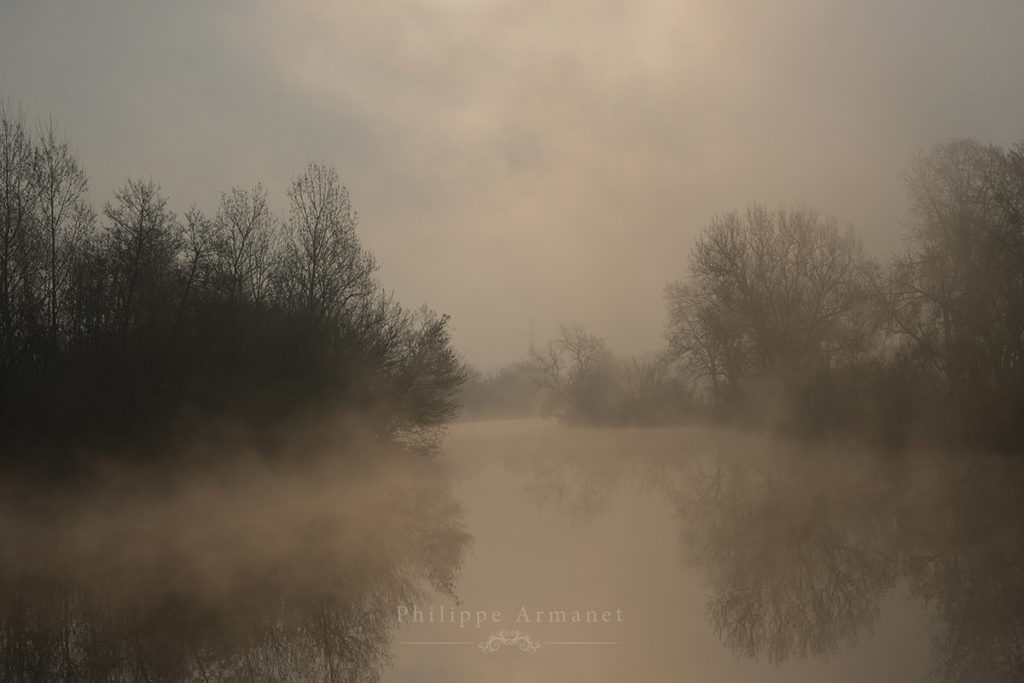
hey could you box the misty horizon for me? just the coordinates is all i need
[4,0,1024,367]
[2,2,1023,681]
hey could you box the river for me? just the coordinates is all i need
[1,419,1020,681]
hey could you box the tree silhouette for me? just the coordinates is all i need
[884,139,1024,448]
[0,101,466,464]
[665,204,882,427]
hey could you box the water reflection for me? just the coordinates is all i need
[498,426,685,523]
[904,460,1024,683]
[500,426,1024,682]
[0,445,469,682]
[676,449,904,665]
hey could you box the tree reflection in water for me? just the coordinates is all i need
[504,426,1024,682]
[0,444,469,682]
[676,449,904,664]
[904,460,1024,683]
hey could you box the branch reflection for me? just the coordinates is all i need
[507,427,1024,681]
[0,445,470,682]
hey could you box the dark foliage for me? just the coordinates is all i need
[0,102,466,467]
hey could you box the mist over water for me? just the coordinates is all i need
[0,429,469,682]
[2,1,1023,680]
[0,420,1021,681]
[389,420,1023,682]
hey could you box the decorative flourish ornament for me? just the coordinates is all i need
[478,630,541,654]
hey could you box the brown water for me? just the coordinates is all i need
[389,420,1022,683]
[1,419,1021,681]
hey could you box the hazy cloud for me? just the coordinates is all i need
[3,0,1023,365]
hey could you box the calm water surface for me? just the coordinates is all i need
[1,419,1021,681]
[390,420,1022,683]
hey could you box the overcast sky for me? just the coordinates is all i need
[2,0,1023,367]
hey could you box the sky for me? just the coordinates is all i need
[2,0,1023,368]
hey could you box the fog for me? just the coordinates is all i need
[0,426,470,681]
[400,420,1022,682]
[2,420,1021,681]
[2,0,1024,680]
[3,1,1024,365]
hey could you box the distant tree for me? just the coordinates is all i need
[457,360,544,420]
[529,323,615,420]
[884,139,1024,446]
[620,352,691,424]
[526,324,692,425]
[664,280,746,408]
[665,205,882,420]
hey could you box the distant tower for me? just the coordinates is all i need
[528,319,535,352]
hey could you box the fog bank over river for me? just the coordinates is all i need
[390,419,1022,683]
[0,419,1020,681]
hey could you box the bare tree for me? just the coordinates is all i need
[664,281,746,406]
[164,206,211,379]
[102,178,181,410]
[885,139,1024,444]
[0,97,470,457]
[529,323,614,419]
[278,163,376,323]
[665,205,880,410]
[0,102,39,378]
[31,119,93,352]
[210,184,276,305]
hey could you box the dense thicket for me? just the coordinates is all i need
[666,139,1024,450]
[0,102,465,464]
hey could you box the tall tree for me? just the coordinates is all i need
[32,119,93,354]
[885,139,1024,445]
[666,205,880,410]
[102,178,181,413]
[210,184,275,305]
[0,102,39,380]
[278,163,375,324]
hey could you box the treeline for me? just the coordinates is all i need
[526,324,691,425]
[458,361,543,421]
[464,138,1024,451]
[0,101,465,464]
[666,139,1024,450]
[460,325,692,425]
